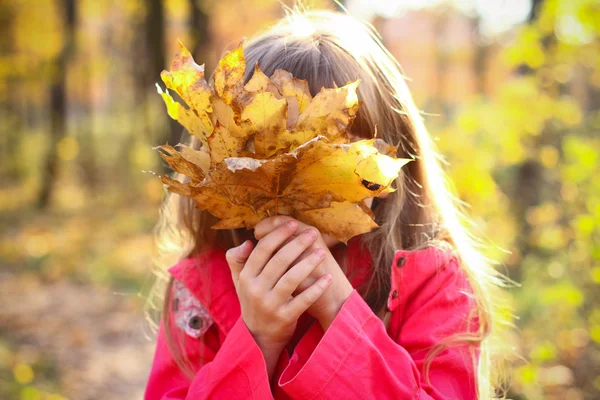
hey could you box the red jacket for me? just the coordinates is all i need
[144,237,480,399]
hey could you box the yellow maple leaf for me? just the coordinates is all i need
[152,40,412,243]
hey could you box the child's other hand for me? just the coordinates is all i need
[253,216,354,330]
[226,220,332,375]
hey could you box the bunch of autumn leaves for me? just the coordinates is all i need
[153,40,410,243]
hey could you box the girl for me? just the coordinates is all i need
[145,6,505,400]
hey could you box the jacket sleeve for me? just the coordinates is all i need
[277,250,480,399]
[144,290,273,399]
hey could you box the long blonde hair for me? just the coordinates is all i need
[148,5,508,398]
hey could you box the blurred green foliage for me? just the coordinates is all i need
[432,0,600,398]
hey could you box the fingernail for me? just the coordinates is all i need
[304,229,317,239]
[314,248,326,259]
[274,217,293,228]
[322,274,332,284]
[287,220,297,230]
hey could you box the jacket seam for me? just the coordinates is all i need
[308,312,376,400]
[239,361,256,399]
[223,322,257,399]
[195,286,238,335]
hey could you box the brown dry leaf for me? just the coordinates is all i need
[161,40,212,114]
[270,69,312,128]
[210,96,245,138]
[270,69,312,113]
[296,201,378,242]
[207,122,247,165]
[157,40,213,140]
[244,62,282,98]
[155,144,207,182]
[156,41,360,158]
[156,86,212,141]
[280,139,404,211]
[178,144,210,173]
[157,137,410,243]
[153,40,412,243]
[159,174,265,228]
[272,81,361,153]
[241,91,288,158]
[212,41,246,107]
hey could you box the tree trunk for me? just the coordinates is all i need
[188,0,212,71]
[37,0,77,208]
[0,1,21,181]
[145,0,184,146]
[473,16,488,95]
[77,61,98,192]
[510,0,547,252]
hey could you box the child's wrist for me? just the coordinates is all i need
[317,284,353,330]
[254,337,285,379]
[253,334,286,354]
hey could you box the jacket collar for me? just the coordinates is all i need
[168,247,241,335]
[168,239,455,335]
[387,245,457,311]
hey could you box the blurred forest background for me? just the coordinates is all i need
[0,0,598,399]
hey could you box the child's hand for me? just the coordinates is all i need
[253,216,354,331]
[226,220,332,377]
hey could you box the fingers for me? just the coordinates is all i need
[272,248,326,298]
[254,216,296,241]
[244,220,299,277]
[225,240,253,281]
[260,228,320,289]
[284,274,332,319]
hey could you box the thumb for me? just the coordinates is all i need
[225,240,253,280]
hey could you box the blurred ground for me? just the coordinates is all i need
[0,272,154,400]
[0,192,160,399]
